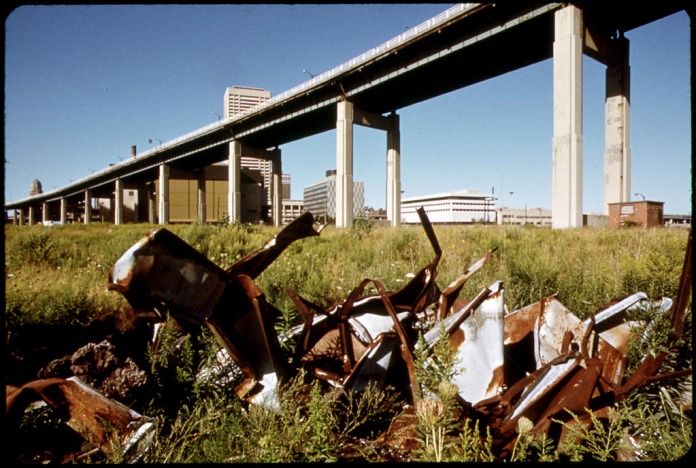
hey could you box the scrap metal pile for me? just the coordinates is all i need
[6,209,692,462]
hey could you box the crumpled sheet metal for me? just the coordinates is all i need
[107,211,322,406]
[287,277,422,395]
[6,376,154,462]
[489,231,692,457]
[526,293,673,387]
[422,281,506,406]
[282,208,443,397]
[103,205,691,460]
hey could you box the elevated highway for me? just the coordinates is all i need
[6,2,688,228]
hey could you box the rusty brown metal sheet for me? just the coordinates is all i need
[437,247,498,321]
[386,207,442,315]
[205,274,290,405]
[497,353,582,439]
[108,227,230,323]
[107,212,323,406]
[225,211,320,279]
[6,377,154,462]
[669,228,692,340]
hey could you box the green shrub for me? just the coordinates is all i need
[6,228,55,268]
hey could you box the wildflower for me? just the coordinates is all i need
[416,398,445,426]
[438,380,459,403]
[517,416,534,435]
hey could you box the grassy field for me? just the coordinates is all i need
[5,221,689,328]
[4,221,692,462]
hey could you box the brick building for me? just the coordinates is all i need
[607,200,664,228]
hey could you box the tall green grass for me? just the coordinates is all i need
[5,223,690,328]
[5,222,691,462]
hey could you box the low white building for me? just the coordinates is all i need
[496,207,552,226]
[400,190,496,224]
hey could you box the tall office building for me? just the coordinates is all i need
[223,86,288,214]
[303,170,365,220]
[224,86,271,118]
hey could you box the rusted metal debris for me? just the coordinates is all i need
[105,210,690,458]
[6,376,154,463]
[7,211,690,461]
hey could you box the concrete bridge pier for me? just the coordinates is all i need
[228,141,242,224]
[336,100,354,228]
[60,198,67,225]
[158,164,170,224]
[146,183,156,224]
[197,168,207,225]
[552,5,584,229]
[115,179,124,225]
[28,206,36,226]
[42,202,49,225]
[271,148,282,227]
[336,101,401,228]
[386,112,401,228]
[603,36,631,214]
[84,190,92,224]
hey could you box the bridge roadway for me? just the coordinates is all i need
[5,2,686,228]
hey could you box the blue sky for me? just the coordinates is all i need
[4,4,692,215]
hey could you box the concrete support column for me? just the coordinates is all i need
[18,208,25,226]
[83,191,92,224]
[197,168,207,225]
[28,206,35,226]
[115,180,124,225]
[158,164,170,224]
[228,141,242,224]
[603,37,631,215]
[272,148,282,227]
[13,209,18,226]
[42,202,49,225]
[60,198,67,225]
[148,185,157,224]
[386,112,401,228]
[336,100,354,228]
[552,5,584,229]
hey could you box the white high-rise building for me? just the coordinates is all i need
[303,170,364,221]
[224,86,271,118]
